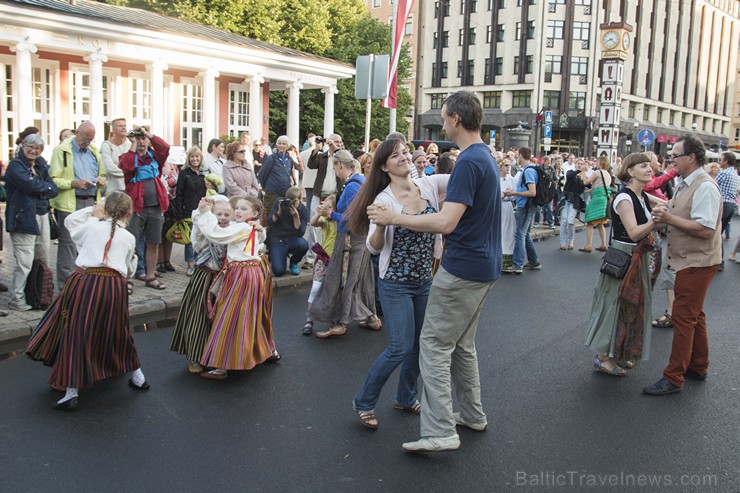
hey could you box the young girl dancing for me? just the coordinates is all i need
[27,191,149,410]
[193,195,279,380]
[301,195,338,335]
[168,195,232,374]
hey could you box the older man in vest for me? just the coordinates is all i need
[643,135,722,396]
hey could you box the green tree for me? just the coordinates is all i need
[102,0,413,147]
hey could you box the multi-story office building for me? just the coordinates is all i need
[415,0,740,156]
[731,44,740,151]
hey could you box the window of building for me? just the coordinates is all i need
[430,93,447,109]
[69,65,116,128]
[656,108,664,123]
[488,0,493,9]
[482,91,502,108]
[432,62,449,80]
[545,55,562,74]
[28,65,55,150]
[514,56,533,74]
[516,22,522,41]
[546,20,565,39]
[405,16,413,35]
[495,57,503,75]
[459,29,464,46]
[574,0,590,5]
[513,56,520,74]
[128,71,151,126]
[543,90,561,109]
[460,0,478,13]
[569,91,586,111]
[571,57,588,76]
[228,83,249,138]
[499,0,506,7]
[469,28,477,45]
[181,78,203,149]
[486,25,492,43]
[497,25,505,42]
[512,90,532,108]
[484,58,491,83]
[629,102,636,118]
[373,0,380,7]
[736,128,740,139]
[527,20,536,39]
[434,1,451,17]
[573,21,590,41]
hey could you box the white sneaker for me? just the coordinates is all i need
[8,301,32,311]
[453,412,487,431]
[402,434,460,452]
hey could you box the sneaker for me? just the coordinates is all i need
[402,434,460,452]
[501,266,522,275]
[549,225,557,229]
[290,263,300,275]
[186,266,195,277]
[8,301,32,311]
[524,262,542,270]
[452,412,487,432]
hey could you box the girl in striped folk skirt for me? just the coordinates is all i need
[168,196,231,374]
[192,195,279,381]
[26,191,148,410]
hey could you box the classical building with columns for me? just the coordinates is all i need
[0,0,354,163]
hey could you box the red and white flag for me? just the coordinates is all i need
[382,0,414,109]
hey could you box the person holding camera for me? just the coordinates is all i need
[266,187,309,276]
[120,125,171,290]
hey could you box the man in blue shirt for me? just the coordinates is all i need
[503,147,541,273]
[258,135,297,219]
[368,91,501,452]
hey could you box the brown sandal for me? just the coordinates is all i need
[359,315,382,331]
[145,278,166,290]
[651,311,673,328]
[393,401,421,414]
[356,410,379,429]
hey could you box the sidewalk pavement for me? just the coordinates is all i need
[0,222,581,344]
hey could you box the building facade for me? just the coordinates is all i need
[0,0,354,164]
[415,0,740,156]
[731,43,740,151]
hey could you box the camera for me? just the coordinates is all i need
[127,130,145,138]
[314,135,326,144]
[279,199,293,211]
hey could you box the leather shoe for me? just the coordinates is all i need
[53,397,78,411]
[128,379,150,391]
[685,369,708,381]
[642,378,681,396]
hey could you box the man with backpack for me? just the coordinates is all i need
[503,147,542,274]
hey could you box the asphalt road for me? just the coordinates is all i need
[1,229,738,492]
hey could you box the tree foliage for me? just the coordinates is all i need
[102,0,413,148]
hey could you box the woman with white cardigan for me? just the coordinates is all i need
[344,138,449,430]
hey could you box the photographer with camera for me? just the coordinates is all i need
[266,186,309,277]
[120,125,171,290]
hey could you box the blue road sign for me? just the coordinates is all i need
[489,130,497,139]
[637,128,655,147]
[545,111,553,124]
[543,124,553,138]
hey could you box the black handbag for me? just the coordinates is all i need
[49,209,59,241]
[599,226,631,279]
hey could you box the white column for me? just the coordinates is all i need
[84,51,108,140]
[11,41,38,129]
[149,60,168,136]
[247,74,264,141]
[287,81,303,147]
[200,66,220,140]
[321,85,338,138]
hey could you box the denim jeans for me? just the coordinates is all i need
[184,242,196,263]
[541,202,554,226]
[513,203,538,268]
[135,236,146,277]
[353,277,432,412]
[559,201,578,246]
[269,235,309,277]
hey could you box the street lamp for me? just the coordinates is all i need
[691,122,698,133]
[632,121,639,152]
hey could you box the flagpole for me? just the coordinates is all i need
[388,0,399,134]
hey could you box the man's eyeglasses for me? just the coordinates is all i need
[668,153,689,162]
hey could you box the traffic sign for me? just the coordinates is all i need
[543,124,552,138]
[489,130,497,139]
[545,111,553,124]
[637,128,655,147]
